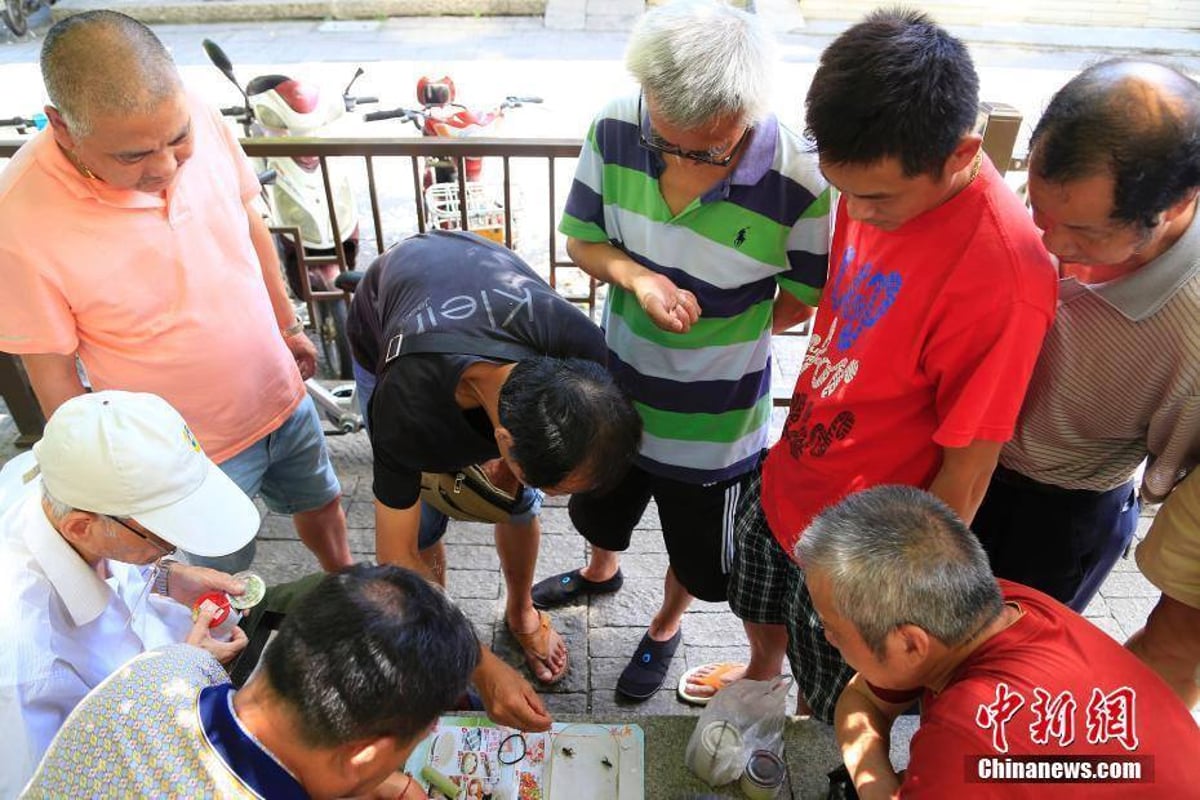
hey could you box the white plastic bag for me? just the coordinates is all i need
[684,675,791,787]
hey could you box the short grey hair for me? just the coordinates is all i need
[42,483,126,536]
[40,10,181,137]
[41,483,75,521]
[795,485,1003,659]
[625,0,776,128]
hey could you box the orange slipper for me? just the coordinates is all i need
[509,610,569,685]
[677,661,746,706]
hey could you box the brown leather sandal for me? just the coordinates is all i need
[509,610,569,685]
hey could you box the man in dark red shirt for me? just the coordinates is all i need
[797,486,1200,799]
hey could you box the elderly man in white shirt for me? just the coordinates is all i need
[0,390,260,797]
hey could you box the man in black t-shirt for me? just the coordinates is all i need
[347,231,641,732]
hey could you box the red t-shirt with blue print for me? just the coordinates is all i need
[761,158,1057,555]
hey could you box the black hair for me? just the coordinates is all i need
[804,8,980,177]
[498,356,642,493]
[262,564,479,747]
[1031,59,1200,229]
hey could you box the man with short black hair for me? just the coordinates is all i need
[25,564,480,799]
[347,230,641,731]
[727,9,1056,722]
[801,486,1200,798]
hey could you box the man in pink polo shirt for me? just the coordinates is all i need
[0,11,350,572]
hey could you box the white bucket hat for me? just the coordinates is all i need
[33,391,259,557]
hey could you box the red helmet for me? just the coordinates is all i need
[417,75,455,107]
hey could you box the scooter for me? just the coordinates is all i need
[2,0,54,36]
[202,39,376,381]
[364,77,541,246]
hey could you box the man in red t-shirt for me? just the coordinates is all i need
[726,9,1056,721]
[798,486,1200,799]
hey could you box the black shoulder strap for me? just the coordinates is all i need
[383,330,539,366]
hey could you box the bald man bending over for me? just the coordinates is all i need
[0,11,351,573]
[969,61,1200,705]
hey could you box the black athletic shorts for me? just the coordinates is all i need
[567,463,748,602]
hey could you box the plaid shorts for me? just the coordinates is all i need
[727,466,855,723]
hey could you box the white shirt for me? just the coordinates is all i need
[0,468,193,799]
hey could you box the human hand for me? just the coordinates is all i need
[475,653,552,732]
[185,606,249,665]
[480,458,521,495]
[165,562,246,608]
[631,272,700,333]
[285,330,318,380]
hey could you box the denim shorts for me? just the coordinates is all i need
[354,358,542,549]
[186,395,341,572]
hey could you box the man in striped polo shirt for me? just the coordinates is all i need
[972,62,1200,648]
[532,0,830,701]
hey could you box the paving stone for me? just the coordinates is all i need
[622,527,666,554]
[346,499,375,529]
[446,543,502,571]
[537,505,576,534]
[346,527,376,555]
[1086,615,1127,643]
[1108,552,1142,573]
[256,513,297,540]
[252,540,324,584]
[588,579,667,627]
[335,473,360,498]
[446,568,501,600]
[676,612,750,645]
[1107,596,1157,640]
[444,522,498,546]
[543,692,589,715]
[615,551,670,579]
[683,645,751,671]
[590,685,704,718]
[531,536,589,580]
[455,597,501,644]
[1097,570,1159,598]
[590,626,652,658]
[632,503,662,531]
[687,598,734,614]
[252,539,323,570]
[1082,593,1110,618]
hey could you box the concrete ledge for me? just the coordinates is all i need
[52,0,545,24]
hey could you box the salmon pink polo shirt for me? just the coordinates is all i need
[0,93,303,463]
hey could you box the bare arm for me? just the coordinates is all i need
[566,237,700,333]
[20,353,85,419]
[246,203,316,378]
[927,439,1004,525]
[835,674,911,800]
[374,499,553,732]
[772,290,815,334]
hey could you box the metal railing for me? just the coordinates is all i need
[0,103,1026,434]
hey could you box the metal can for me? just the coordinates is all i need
[739,749,785,800]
